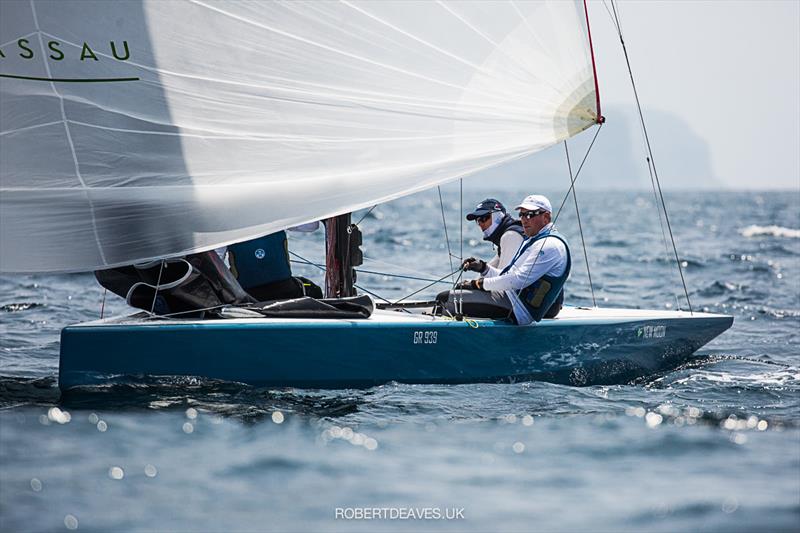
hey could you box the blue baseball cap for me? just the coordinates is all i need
[466,198,506,221]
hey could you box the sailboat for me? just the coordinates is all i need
[0,1,732,390]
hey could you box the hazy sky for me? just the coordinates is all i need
[585,0,799,190]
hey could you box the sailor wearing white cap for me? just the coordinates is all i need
[458,194,571,324]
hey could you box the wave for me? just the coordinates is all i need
[1,302,45,312]
[0,376,59,408]
[694,280,773,303]
[739,225,800,238]
[649,256,706,268]
[594,239,629,247]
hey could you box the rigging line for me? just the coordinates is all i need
[437,186,456,283]
[503,123,604,321]
[100,289,107,319]
[393,268,463,306]
[140,287,405,319]
[354,205,377,227]
[646,156,682,310]
[564,141,597,307]
[553,125,604,217]
[289,251,326,272]
[352,283,408,311]
[141,305,225,320]
[356,268,450,285]
[140,299,284,320]
[361,254,444,282]
[607,0,675,309]
[458,179,464,314]
[459,180,463,264]
[291,260,450,285]
[345,215,357,296]
[605,0,675,308]
[289,250,412,312]
[149,260,166,315]
[601,0,622,36]
[610,0,693,314]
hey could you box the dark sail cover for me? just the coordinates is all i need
[96,251,255,315]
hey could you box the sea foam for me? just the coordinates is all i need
[739,225,800,238]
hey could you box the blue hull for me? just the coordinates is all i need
[58,309,733,390]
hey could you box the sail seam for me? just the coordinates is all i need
[508,1,581,98]
[1,144,552,192]
[38,31,544,115]
[28,0,107,266]
[436,1,499,48]
[188,0,496,98]
[343,0,547,90]
[61,119,541,142]
[0,120,63,137]
[435,0,556,90]
[339,1,488,73]
[33,30,561,120]
[0,31,37,50]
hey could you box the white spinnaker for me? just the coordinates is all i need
[0,0,598,273]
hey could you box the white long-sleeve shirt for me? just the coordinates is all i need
[481,224,568,325]
[486,230,525,271]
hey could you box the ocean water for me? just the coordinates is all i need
[1,189,798,532]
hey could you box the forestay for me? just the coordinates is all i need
[0,0,600,273]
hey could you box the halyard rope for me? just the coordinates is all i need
[437,186,456,284]
[502,123,604,322]
[609,0,693,314]
[564,141,597,308]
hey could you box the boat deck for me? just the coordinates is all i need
[73,305,727,328]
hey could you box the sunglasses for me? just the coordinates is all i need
[519,210,546,220]
[476,213,492,223]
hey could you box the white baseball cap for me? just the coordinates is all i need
[515,194,552,213]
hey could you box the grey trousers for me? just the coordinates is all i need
[436,289,515,321]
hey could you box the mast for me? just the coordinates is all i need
[323,214,363,298]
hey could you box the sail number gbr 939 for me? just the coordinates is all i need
[413,331,438,345]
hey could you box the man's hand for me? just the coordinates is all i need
[461,257,487,273]
[456,278,485,291]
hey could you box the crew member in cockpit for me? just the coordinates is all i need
[440,194,571,324]
[461,198,525,274]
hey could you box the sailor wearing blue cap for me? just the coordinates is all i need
[462,198,525,274]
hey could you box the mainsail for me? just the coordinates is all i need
[0,0,600,273]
